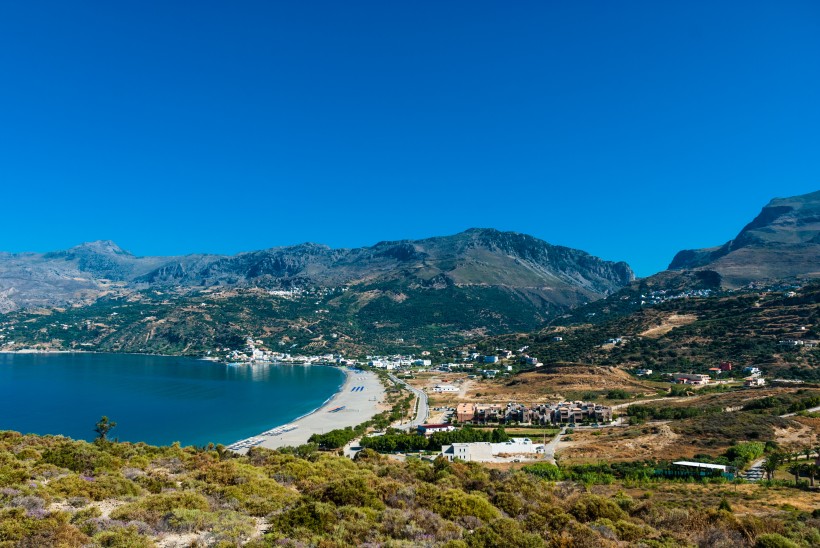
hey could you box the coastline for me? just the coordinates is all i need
[229,368,386,452]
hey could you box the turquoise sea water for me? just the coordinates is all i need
[0,353,345,446]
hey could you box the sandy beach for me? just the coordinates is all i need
[229,368,385,452]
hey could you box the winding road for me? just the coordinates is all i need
[388,373,429,430]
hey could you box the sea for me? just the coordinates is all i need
[0,352,345,447]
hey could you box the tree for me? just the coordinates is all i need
[762,453,783,481]
[94,416,117,442]
[491,426,509,443]
[808,464,817,488]
[787,463,801,487]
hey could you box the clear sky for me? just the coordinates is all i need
[0,1,818,276]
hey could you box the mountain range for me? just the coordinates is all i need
[0,229,633,314]
[0,229,636,354]
[0,191,818,355]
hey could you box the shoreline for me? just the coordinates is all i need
[229,368,386,453]
[0,350,383,450]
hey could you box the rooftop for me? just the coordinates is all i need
[672,461,729,471]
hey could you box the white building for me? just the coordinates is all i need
[673,373,710,385]
[440,438,544,462]
[433,384,459,393]
[417,424,456,435]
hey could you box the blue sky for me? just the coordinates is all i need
[0,1,818,276]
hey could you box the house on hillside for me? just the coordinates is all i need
[673,373,710,385]
[744,377,766,387]
[743,366,762,377]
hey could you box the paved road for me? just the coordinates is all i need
[542,427,567,464]
[781,405,820,417]
[388,374,429,430]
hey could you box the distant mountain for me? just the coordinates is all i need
[668,190,820,287]
[0,230,633,353]
[0,229,633,314]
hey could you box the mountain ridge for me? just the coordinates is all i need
[0,228,634,315]
[668,190,820,286]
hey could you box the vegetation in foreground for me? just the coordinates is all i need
[1,431,819,547]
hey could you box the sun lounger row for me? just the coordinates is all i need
[261,424,298,436]
[227,437,265,451]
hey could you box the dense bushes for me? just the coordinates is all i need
[743,393,820,415]
[360,426,510,453]
[627,404,720,421]
[0,430,818,546]
[725,442,765,466]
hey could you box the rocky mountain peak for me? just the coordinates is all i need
[667,190,820,286]
[69,240,132,256]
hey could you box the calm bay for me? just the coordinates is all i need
[0,352,345,446]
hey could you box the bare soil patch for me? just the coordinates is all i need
[639,313,698,338]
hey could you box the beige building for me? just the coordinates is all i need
[456,403,475,422]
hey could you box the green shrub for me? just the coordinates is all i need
[272,501,339,535]
[754,533,800,548]
[320,475,384,510]
[208,510,257,545]
[465,517,545,547]
[47,473,140,501]
[424,487,500,522]
[522,463,563,481]
[166,508,216,532]
[0,507,88,546]
[570,494,627,522]
[725,442,765,465]
[42,442,118,474]
[110,491,211,527]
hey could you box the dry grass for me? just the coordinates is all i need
[409,366,666,408]
[558,423,687,464]
[619,481,820,515]
[639,313,698,338]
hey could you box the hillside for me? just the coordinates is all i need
[472,281,820,380]
[1,430,818,547]
[0,230,633,354]
[668,190,820,287]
